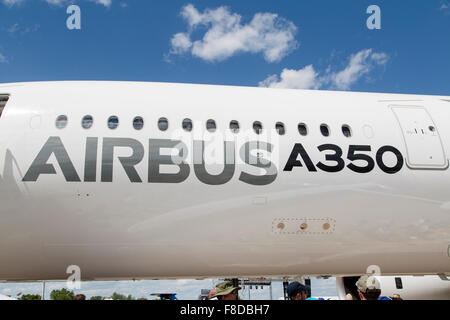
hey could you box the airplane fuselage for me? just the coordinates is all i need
[0,81,449,281]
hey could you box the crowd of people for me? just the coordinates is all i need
[54,274,405,301]
[202,275,403,301]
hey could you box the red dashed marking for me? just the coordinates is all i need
[272,218,336,235]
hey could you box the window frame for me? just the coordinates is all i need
[107,115,119,130]
[158,117,169,131]
[298,123,308,136]
[320,124,330,137]
[81,115,94,129]
[133,116,144,130]
[276,122,286,135]
[342,124,352,138]
[56,115,68,129]
[253,121,263,134]
[206,119,217,132]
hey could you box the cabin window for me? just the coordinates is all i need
[342,124,352,137]
[206,119,216,132]
[108,116,119,130]
[253,121,263,134]
[320,124,330,137]
[230,120,240,133]
[183,118,193,132]
[0,94,9,117]
[158,117,168,131]
[82,115,93,129]
[276,122,286,135]
[56,115,68,129]
[298,123,308,136]
[133,116,144,130]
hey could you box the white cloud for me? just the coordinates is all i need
[2,0,112,7]
[7,23,19,33]
[2,0,24,5]
[6,23,40,35]
[170,33,192,55]
[328,49,388,90]
[90,0,111,6]
[42,0,67,5]
[259,65,321,90]
[169,4,298,63]
[259,49,389,91]
[0,53,8,63]
[440,1,450,15]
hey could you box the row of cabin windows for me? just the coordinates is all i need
[55,115,353,138]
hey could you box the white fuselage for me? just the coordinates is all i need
[0,81,449,282]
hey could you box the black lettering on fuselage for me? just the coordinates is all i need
[347,145,375,173]
[283,143,403,174]
[101,138,144,183]
[24,138,405,184]
[376,146,404,174]
[283,143,317,172]
[148,139,190,183]
[239,141,277,186]
[193,140,235,185]
[316,144,345,173]
[22,136,81,182]
[84,137,98,182]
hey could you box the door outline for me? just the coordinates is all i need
[390,105,449,170]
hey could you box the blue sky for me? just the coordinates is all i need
[0,0,449,299]
[0,0,449,94]
[0,278,338,300]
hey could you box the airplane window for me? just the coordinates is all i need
[230,120,240,133]
[276,122,286,135]
[206,119,216,132]
[298,123,308,136]
[253,121,263,134]
[342,124,352,137]
[183,118,193,132]
[56,115,68,129]
[320,124,330,137]
[82,115,93,129]
[133,116,144,130]
[108,116,119,130]
[158,117,168,131]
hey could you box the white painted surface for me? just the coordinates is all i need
[336,275,450,300]
[0,82,449,282]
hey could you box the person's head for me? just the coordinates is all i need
[211,281,240,300]
[74,294,86,301]
[205,289,216,300]
[356,275,382,300]
[287,282,310,300]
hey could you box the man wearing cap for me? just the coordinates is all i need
[355,275,382,300]
[287,282,310,300]
[210,281,241,301]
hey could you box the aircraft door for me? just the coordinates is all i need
[391,105,448,170]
